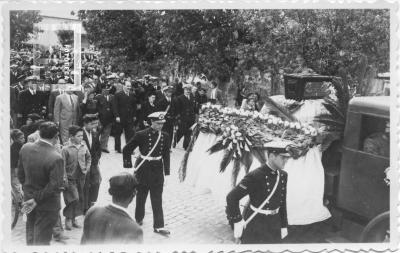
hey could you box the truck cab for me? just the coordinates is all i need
[328,96,390,242]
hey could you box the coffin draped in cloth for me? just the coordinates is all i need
[182,97,332,225]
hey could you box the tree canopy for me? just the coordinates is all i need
[78,9,389,93]
[10,10,42,49]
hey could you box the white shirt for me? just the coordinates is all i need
[211,88,217,99]
[29,88,36,95]
[84,128,92,148]
[110,203,133,220]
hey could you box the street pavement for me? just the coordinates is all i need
[11,137,234,245]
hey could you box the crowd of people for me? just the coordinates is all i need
[9,54,230,245]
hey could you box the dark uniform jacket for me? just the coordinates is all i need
[122,128,170,186]
[81,205,143,244]
[174,94,197,127]
[17,141,65,211]
[226,164,288,243]
[113,91,137,124]
[95,94,114,126]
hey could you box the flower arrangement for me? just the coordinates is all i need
[200,103,319,149]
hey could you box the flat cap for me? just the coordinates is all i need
[24,76,39,82]
[162,85,174,92]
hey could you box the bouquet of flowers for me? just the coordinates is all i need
[199,103,322,183]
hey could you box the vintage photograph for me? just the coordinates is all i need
[3,1,398,251]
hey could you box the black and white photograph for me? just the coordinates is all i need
[1,1,398,252]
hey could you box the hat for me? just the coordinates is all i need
[263,141,292,156]
[148,111,166,123]
[182,83,192,90]
[24,76,39,82]
[162,85,173,92]
[108,172,138,197]
[106,73,118,79]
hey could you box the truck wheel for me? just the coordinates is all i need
[359,211,390,242]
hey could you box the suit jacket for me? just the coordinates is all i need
[81,205,143,244]
[113,91,137,124]
[18,89,45,117]
[54,93,80,125]
[48,90,63,117]
[83,129,102,184]
[10,84,24,113]
[175,94,197,126]
[156,95,175,122]
[95,94,114,126]
[140,101,157,127]
[17,141,65,211]
[10,71,19,85]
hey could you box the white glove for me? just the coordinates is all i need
[234,219,245,239]
[281,227,288,239]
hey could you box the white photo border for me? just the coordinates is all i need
[0,0,398,252]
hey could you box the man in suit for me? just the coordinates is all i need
[209,81,224,105]
[174,83,198,150]
[226,141,290,244]
[113,81,137,153]
[95,87,114,153]
[10,64,20,86]
[156,86,175,142]
[54,86,80,145]
[139,92,157,130]
[123,112,171,236]
[48,79,67,120]
[81,172,143,244]
[18,76,46,126]
[17,122,65,245]
[82,115,102,213]
[10,80,25,128]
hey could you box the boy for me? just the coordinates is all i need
[61,125,91,230]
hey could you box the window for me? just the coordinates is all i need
[360,115,389,157]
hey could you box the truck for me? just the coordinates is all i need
[283,74,390,242]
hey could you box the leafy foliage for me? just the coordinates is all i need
[77,9,389,94]
[10,11,42,49]
[56,30,74,46]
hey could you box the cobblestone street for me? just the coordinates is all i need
[11,138,234,245]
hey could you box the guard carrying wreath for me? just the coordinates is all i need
[122,111,171,236]
[226,141,291,244]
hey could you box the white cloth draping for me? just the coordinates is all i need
[185,132,331,225]
[284,146,331,225]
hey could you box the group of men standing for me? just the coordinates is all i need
[16,115,102,245]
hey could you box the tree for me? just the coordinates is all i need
[10,10,42,49]
[56,30,74,46]
[77,9,389,96]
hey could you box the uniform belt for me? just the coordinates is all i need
[250,205,279,215]
[140,155,162,161]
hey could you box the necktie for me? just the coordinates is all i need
[69,95,74,108]
[106,95,109,102]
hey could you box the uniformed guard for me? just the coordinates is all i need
[122,111,171,236]
[226,141,291,244]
